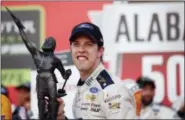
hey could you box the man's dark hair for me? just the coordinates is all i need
[136,76,156,89]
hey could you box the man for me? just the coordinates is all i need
[136,76,176,119]
[57,22,141,119]
[16,82,31,107]
[12,82,31,120]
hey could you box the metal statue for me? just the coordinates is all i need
[5,7,71,120]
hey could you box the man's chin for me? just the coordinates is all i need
[77,66,88,71]
[142,98,153,107]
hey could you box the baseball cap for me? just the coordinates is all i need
[69,22,104,47]
[136,76,156,89]
[1,85,9,96]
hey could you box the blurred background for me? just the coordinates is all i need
[1,0,184,119]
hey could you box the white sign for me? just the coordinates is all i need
[88,2,184,104]
[89,2,184,73]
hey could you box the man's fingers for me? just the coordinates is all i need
[57,104,65,119]
[57,98,63,102]
[57,98,65,114]
[57,98,64,105]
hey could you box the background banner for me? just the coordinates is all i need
[1,6,45,69]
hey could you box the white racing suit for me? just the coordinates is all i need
[140,103,177,119]
[72,63,141,119]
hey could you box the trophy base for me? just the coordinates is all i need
[57,89,67,98]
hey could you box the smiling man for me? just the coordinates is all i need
[57,22,140,119]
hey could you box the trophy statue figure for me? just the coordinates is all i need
[5,7,71,120]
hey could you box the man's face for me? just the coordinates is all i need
[141,84,155,106]
[17,88,30,106]
[71,36,104,72]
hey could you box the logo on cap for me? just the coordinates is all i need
[78,24,94,29]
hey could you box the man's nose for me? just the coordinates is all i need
[78,45,86,52]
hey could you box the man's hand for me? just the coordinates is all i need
[57,98,66,120]
[44,97,66,120]
[5,6,25,30]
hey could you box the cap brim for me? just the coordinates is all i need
[69,29,96,43]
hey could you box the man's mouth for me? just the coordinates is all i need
[77,56,88,60]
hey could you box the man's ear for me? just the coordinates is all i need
[98,47,104,58]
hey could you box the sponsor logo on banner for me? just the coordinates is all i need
[88,2,184,106]
[1,6,45,69]
[1,69,31,86]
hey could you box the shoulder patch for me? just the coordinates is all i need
[96,70,114,89]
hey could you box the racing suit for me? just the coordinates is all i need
[72,63,141,119]
[140,103,177,119]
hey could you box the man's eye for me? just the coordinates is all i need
[73,43,79,46]
[86,43,93,46]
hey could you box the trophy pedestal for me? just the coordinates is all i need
[57,89,67,98]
